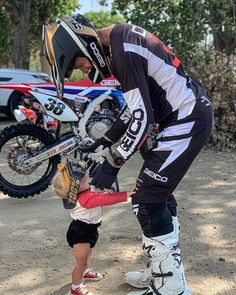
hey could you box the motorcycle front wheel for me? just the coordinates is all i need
[0,124,61,198]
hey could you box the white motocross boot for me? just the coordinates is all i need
[126,229,191,295]
[172,217,191,295]
[125,217,185,289]
[125,261,152,288]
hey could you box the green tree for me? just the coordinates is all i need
[110,0,208,64]
[0,5,12,66]
[110,0,235,63]
[85,11,124,28]
[30,0,79,72]
[207,0,236,56]
[0,0,79,69]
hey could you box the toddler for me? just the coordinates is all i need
[53,163,133,295]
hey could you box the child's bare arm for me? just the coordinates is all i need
[79,189,128,208]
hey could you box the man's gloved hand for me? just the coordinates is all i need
[81,136,113,154]
[81,137,113,175]
[87,145,110,164]
[90,159,119,190]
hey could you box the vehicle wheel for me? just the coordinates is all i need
[9,91,24,118]
[0,124,61,198]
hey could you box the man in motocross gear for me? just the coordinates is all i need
[43,14,214,295]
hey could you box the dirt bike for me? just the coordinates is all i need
[0,78,124,198]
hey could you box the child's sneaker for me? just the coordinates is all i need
[71,285,94,295]
[83,268,103,281]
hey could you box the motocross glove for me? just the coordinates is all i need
[90,159,119,190]
[83,137,113,172]
[81,136,113,153]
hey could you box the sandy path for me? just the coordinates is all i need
[0,148,235,295]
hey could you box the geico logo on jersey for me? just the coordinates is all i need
[144,168,168,183]
[120,108,144,152]
[90,42,106,67]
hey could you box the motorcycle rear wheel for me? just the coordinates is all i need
[0,124,61,198]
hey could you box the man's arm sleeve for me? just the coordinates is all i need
[116,88,152,160]
[114,53,155,160]
[104,104,132,143]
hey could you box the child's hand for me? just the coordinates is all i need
[127,191,135,198]
[127,184,136,198]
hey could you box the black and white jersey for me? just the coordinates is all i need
[105,23,206,160]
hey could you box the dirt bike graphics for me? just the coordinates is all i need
[0,77,124,198]
[30,92,79,122]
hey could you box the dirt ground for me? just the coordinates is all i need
[0,116,235,295]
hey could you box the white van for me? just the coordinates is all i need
[0,68,51,116]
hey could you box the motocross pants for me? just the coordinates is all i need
[132,97,214,237]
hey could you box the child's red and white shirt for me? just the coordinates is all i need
[70,188,127,224]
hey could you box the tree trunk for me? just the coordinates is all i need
[209,3,236,57]
[5,0,32,68]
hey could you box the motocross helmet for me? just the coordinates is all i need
[43,14,111,98]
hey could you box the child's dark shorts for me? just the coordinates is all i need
[66,219,101,248]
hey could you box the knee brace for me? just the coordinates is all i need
[133,202,173,237]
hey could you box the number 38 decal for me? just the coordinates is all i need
[44,98,65,115]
